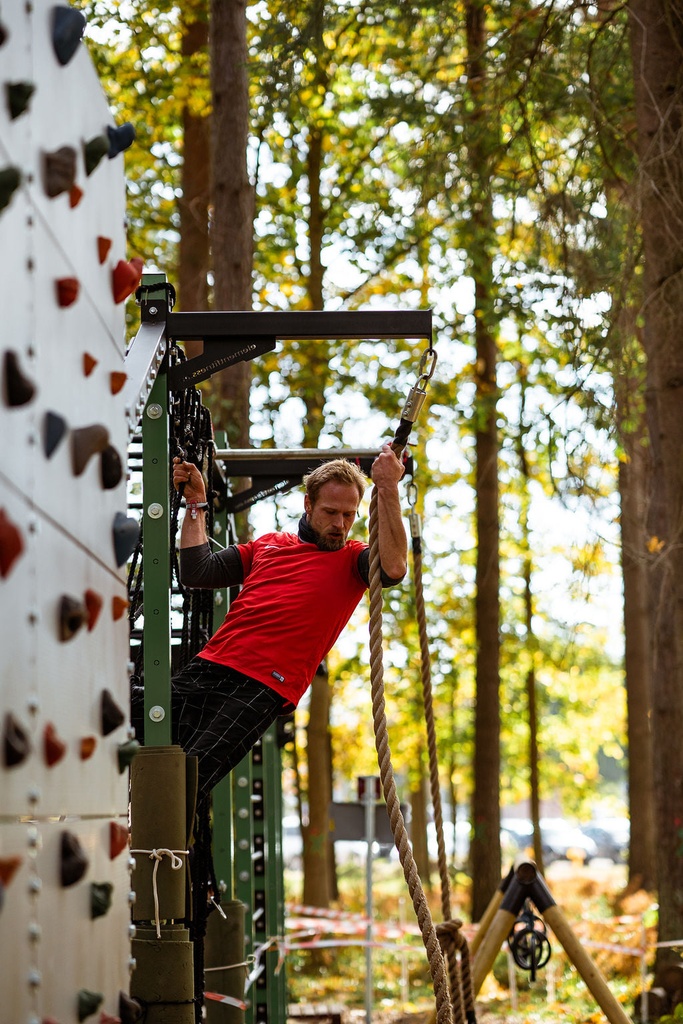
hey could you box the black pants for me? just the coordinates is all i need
[132,658,287,799]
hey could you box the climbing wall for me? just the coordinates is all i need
[0,4,142,1021]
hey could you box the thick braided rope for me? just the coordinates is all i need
[367,486,453,1024]
[436,922,476,1024]
[413,542,467,1024]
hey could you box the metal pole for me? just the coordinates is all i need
[214,448,385,461]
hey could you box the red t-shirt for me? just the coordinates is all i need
[198,532,368,706]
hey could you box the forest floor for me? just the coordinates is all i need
[286,859,654,1024]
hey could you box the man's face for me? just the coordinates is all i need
[304,482,361,551]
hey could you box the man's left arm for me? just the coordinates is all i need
[371,443,408,581]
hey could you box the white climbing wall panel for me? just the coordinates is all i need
[0,3,141,1021]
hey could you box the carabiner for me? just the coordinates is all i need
[417,345,437,384]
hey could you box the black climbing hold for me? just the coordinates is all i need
[6,81,35,120]
[117,739,140,774]
[43,145,77,198]
[90,881,113,919]
[101,689,125,737]
[100,444,123,490]
[52,6,86,67]
[71,423,109,476]
[4,350,36,407]
[107,122,135,158]
[0,23,7,47]
[119,991,144,1023]
[43,410,67,459]
[61,830,89,887]
[83,134,109,176]
[77,988,103,1021]
[112,512,139,567]
[59,594,87,642]
[3,712,31,768]
[0,167,21,213]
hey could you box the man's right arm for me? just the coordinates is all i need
[173,458,244,589]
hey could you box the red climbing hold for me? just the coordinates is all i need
[83,352,98,377]
[56,276,79,308]
[111,596,129,621]
[0,855,22,886]
[97,236,112,264]
[44,722,67,767]
[0,507,24,579]
[112,258,143,304]
[109,821,129,860]
[84,589,104,631]
[80,736,97,760]
[110,371,127,395]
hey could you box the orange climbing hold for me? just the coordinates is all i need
[80,736,97,760]
[110,370,127,395]
[0,855,22,886]
[112,257,143,303]
[112,595,129,621]
[97,235,112,264]
[69,184,83,208]
[83,352,98,377]
[0,507,24,578]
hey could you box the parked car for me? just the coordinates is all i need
[580,820,629,863]
[540,818,598,864]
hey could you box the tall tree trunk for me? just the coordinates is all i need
[628,1,683,965]
[209,0,254,452]
[303,665,333,906]
[619,427,656,891]
[466,0,502,921]
[410,752,432,889]
[179,10,210,359]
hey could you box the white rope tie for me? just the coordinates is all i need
[131,848,188,938]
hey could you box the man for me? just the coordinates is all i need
[169,443,407,798]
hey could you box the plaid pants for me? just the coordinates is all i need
[133,657,287,799]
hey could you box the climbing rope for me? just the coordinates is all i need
[366,345,455,1024]
[409,481,476,1024]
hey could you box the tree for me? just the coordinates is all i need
[629,0,683,963]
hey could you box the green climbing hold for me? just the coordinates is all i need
[90,881,114,919]
[0,167,20,213]
[117,739,140,774]
[83,134,109,176]
[77,988,104,1021]
[6,81,35,120]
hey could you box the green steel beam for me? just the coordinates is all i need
[233,753,255,1024]
[141,275,172,744]
[262,726,287,1022]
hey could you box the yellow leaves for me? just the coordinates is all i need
[647,535,665,553]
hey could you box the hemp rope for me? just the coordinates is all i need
[130,847,188,939]
[412,525,476,1024]
[367,484,453,1024]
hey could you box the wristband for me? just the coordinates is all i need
[184,501,208,520]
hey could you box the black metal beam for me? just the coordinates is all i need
[166,309,432,342]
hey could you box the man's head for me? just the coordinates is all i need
[303,459,367,551]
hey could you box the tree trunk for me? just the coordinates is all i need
[179,10,210,363]
[628,0,683,964]
[303,666,332,907]
[466,0,502,921]
[410,754,432,889]
[209,0,254,452]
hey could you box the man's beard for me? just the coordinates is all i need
[308,523,345,552]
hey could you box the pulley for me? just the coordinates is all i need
[508,899,551,981]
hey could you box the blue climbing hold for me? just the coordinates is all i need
[52,6,86,66]
[112,511,139,567]
[107,122,135,158]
